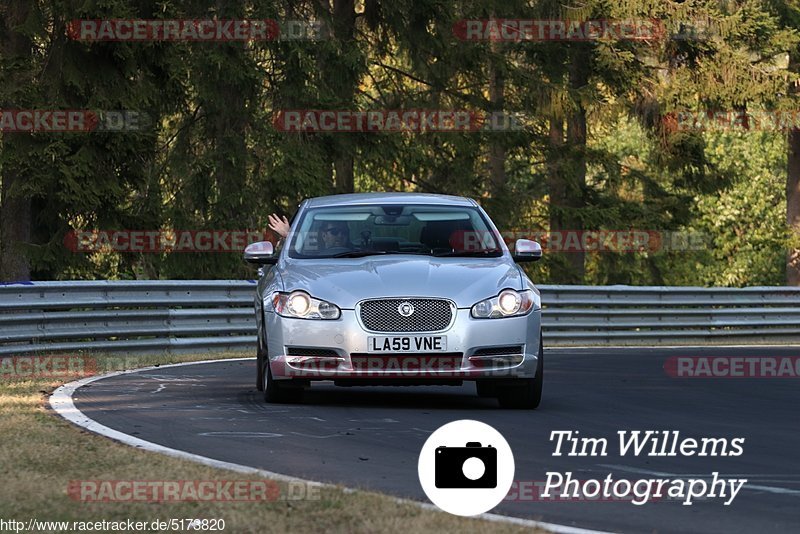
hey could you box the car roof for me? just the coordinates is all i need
[304,192,477,208]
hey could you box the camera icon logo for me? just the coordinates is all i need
[435,442,497,489]
[418,420,515,516]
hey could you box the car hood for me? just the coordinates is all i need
[278,255,523,308]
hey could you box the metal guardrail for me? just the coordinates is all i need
[1,281,800,356]
[0,281,256,356]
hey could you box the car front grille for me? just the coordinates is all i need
[359,298,453,332]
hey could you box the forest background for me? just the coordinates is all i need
[2,0,800,287]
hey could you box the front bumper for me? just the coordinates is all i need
[265,308,541,381]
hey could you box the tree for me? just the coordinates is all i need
[0,0,34,281]
[768,0,800,284]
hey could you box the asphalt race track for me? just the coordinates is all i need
[67,347,800,533]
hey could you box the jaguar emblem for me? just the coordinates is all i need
[397,301,415,317]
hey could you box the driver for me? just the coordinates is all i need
[320,221,351,250]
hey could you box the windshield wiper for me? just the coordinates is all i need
[331,249,499,258]
[332,249,438,257]
[433,250,503,257]
[331,249,388,258]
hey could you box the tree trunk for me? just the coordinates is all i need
[320,0,357,194]
[548,116,565,228]
[0,0,33,282]
[0,162,32,282]
[788,128,800,285]
[212,0,249,224]
[334,0,356,194]
[487,50,508,226]
[334,155,354,194]
[547,114,570,281]
[787,52,800,286]
[564,46,590,283]
[213,88,248,224]
[548,47,590,284]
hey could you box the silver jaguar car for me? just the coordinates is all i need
[244,193,544,409]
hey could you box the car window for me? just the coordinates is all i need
[287,205,502,258]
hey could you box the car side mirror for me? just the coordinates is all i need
[243,241,277,265]
[512,239,542,262]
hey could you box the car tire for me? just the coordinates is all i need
[263,364,303,404]
[497,333,543,410]
[256,327,266,392]
[256,341,264,391]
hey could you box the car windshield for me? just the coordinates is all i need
[287,204,503,259]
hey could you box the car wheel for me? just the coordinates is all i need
[497,333,543,410]
[263,364,303,404]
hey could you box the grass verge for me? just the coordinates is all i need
[0,352,544,534]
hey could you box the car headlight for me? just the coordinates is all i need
[471,289,538,319]
[271,291,341,320]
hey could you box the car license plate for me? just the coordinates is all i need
[367,336,447,353]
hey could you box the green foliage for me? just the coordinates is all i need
[694,132,788,286]
[0,0,797,285]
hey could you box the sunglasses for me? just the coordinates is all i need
[323,227,346,235]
